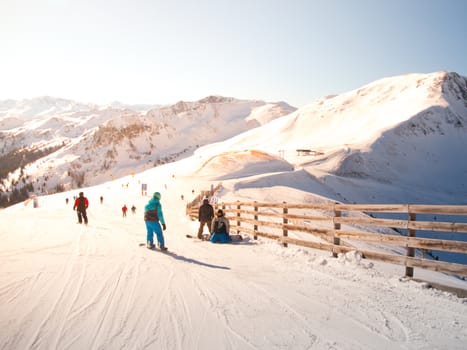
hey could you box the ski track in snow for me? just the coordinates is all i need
[1,187,467,350]
[0,230,464,349]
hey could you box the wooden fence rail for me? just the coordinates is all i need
[187,201,467,277]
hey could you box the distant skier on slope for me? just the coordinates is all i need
[144,192,167,250]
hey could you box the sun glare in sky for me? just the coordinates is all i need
[1,0,466,107]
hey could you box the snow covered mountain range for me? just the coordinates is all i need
[1,71,466,207]
[0,96,295,200]
[197,71,467,205]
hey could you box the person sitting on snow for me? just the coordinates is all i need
[210,209,231,243]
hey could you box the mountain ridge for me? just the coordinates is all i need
[193,71,466,205]
[1,71,466,208]
[0,96,296,203]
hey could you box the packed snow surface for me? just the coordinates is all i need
[1,154,466,350]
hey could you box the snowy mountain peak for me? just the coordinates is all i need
[441,71,467,108]
[196,71,467,205]
[198,95,236,104]
[0,96,97,120]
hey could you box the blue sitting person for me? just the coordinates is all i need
[210,209,231,243]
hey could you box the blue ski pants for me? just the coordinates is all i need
[210,232,231,243]
[145,221,165,247]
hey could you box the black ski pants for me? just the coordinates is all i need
[77,210,88,224]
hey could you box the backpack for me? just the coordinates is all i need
[213,219,227,234]
[144,209,159,222]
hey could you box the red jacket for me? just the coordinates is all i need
[73,196,89,211]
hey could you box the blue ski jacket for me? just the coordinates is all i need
[144,197,166,225]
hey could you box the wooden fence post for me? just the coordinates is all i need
[405,212,416,277]
[237,201,241,234]
[333,205,341,258]
[254,202,258,240]
[283,202,288,247]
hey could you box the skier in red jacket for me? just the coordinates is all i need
[73,192,89,224]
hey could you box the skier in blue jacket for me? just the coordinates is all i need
[144,192,167,250]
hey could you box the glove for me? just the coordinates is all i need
[162,223,167,231]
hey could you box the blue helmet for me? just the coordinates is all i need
[153,192,161,199]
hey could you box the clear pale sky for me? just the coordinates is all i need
[1,0,466,108]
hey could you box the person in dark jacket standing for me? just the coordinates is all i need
[73,192,89,224]
[144,192,167,250]
[198,198,214,239]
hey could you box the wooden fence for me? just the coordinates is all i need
[185,182,222,215]
[187,202,467,278]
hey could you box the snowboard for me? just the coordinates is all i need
[186,234,244,242]
[139,243,169,252]
[228,234,243,242]
[186,234,210,241]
